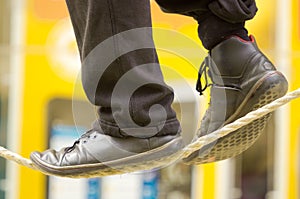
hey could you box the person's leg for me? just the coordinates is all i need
[69,0,181,138]
[156,0,288,164]
[30,0,183,177]
[156,0,255,49]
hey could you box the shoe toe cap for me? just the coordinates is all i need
[30,149,62,166]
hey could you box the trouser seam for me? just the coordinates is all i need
[107,0,135,119]
[106,0,122,71]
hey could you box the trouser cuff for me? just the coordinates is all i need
[93,118,181,138]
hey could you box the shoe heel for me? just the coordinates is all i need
[252,71,288,110]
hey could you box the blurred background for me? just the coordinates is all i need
[0,0,299,199]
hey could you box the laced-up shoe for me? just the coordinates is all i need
[183,36,288,164]
[30,129,184,177]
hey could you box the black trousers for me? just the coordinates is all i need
[66,0,257,138]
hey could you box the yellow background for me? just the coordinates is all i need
[17,0,298,199]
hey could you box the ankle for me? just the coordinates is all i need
[197,14,250,50]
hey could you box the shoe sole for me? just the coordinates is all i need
[30,137,184,178]
[183,71,288,164]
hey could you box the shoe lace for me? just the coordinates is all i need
[65,129,95,153]
[196,56,211,95]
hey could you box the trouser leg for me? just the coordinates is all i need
[155,0,258,49]
[65,0,181,138]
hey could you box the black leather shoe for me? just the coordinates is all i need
[30,129,184,178]
[183,36,288,164]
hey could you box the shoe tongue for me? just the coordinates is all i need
[209,86,242,124]
[92,120,105,134]
[205,58,226,85]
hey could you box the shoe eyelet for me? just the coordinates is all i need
[93,135,97,139]
[83,140,87,144]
